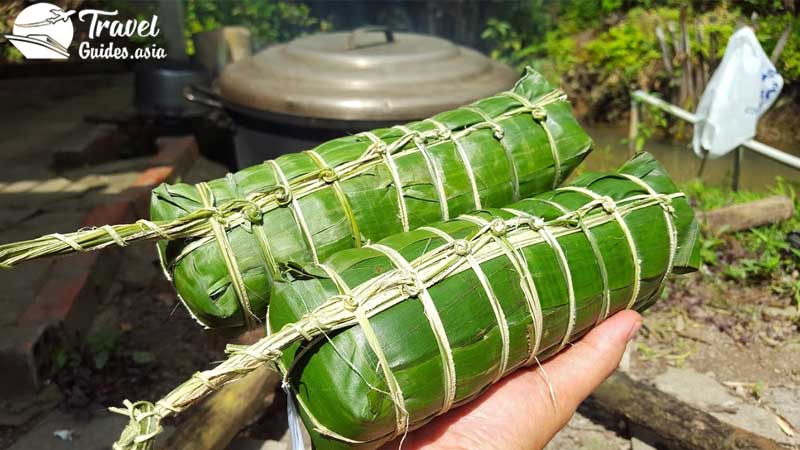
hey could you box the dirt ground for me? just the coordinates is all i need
[0,245,228,449]
[546,238,800,450]
[53,244,228,415]
[634,273,800,386]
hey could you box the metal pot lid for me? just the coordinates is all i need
[217,28,518,121]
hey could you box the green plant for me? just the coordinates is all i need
[481,18,530,67]
[684,178,800,308]
[481,1,799,125]
[699,234,724,266]
[632,100,669,152]
[584,8,665,80]
[752,380,767,399]
[1,1,25,63]
[755,13,800,82]
[86,327,120,369]
[182,0,324,53]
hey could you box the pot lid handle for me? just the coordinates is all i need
[183,84,223,109]
[345,26,395,51]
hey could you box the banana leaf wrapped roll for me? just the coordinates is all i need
[0,69,590,330]
[107,153,699,450]
[266,152,700,449]
[148,68,592,329]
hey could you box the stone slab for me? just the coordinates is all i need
[764,386,800,430]
[7,409,173,450]
[654,367,798,446]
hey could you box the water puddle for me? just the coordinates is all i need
[582,124,800,191]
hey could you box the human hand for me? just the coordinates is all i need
[381,310,642,450]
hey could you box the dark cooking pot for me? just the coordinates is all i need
[135,61,209,118]
[185,27,518,168]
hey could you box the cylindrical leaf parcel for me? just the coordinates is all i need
[150,68,592,328]
[268,152,700,449]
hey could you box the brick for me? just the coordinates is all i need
[133,165,175,189]
[153,136,199,168]
[0,324,58,397]
[51,123,121,168]
[4,135,198,395]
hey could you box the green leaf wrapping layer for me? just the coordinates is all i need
[150,68,592,329]
[267,152,700,450]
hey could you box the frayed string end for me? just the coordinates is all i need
[109,400,164,450]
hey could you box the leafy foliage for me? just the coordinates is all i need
[0,1,23,63]
[482,1,799,121]
[0,1,86,62]
[182,0,326,53]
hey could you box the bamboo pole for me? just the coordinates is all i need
[731,146,744,192]
[668,21,686,107]
[655,26,674,75]
[694,20,708,94]
[732,146,743,192]
[709,30,719,69]
[697,150,709,177]
[680,7,696,109]
[770,22,793,64]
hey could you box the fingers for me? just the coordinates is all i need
[392,309,642,450]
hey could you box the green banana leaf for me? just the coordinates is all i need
[267,152,700,450]
[149,68,592,329]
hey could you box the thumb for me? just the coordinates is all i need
[395,310,642,450]
[538,309,642,422]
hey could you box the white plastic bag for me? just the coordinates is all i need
[693,26,783,159]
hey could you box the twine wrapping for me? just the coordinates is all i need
[110,174,686,449]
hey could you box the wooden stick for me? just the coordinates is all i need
[655,26,674,75]
[680,7,696,109]
[709,30,719,70]
[770,22,793,64]
[164,366,280,450]
[694,20,708,93]
[668,21,681,54]
[699,195,795,234]
[584,371,784,450]
[669,21,686,107]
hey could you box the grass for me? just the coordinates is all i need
[683,177,800,309]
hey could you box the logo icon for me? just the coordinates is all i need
[4,3,75,59]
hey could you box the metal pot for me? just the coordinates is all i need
[186,27,518,168]
[135,61,209,118]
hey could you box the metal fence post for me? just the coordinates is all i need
[732,146,743,192]
[628,98,640,156]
